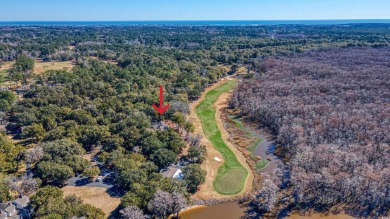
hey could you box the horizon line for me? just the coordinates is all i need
[2,18,390,22]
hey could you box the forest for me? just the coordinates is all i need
[0,24,389,218]
[232,47,390,218]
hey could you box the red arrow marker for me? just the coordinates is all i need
[152,85,170,115]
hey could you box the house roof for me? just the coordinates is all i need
[1,202,23,219]
[161,165,183,179]
[0,203,7,210]
[4,205,15,214]
[161,168,177,178]
[13,196,29,206]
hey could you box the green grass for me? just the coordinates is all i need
[0,70,8,86]
[255,159,270,170]
[248,138,262,155]
[195,80,248,195]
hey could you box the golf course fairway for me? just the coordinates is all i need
[195,80,248,195]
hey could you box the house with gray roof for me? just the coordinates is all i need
[0,203,21,219]
[0,196,32,219]
[160,165,183,179]
[12,196,29,210]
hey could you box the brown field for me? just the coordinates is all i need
[0,61,15,72]
[34,60,75,74]
[62,186,120,218]
[0,60,75,87]
[1,60,75,74]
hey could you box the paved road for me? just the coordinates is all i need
[67,176,113,189]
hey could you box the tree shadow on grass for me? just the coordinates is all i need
[74,177,91,186]
[106,186,126,198]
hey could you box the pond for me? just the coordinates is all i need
[176,202,245,219]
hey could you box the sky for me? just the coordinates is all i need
[0,0,389,21]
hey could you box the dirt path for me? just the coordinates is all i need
[190,77,253,200]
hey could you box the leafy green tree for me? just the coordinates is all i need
[30,186,65,217]
[31,186,105,219]
[83,166,101,178]
[42,116,57,131]
[13,111,37,126]
[40,139,86,160]
[172,112,185,132]
[182,164,206,193]
[229,64,239,75]
[14,54,34,72]
[77,125,109,151]
[66,110,96,125]
[187,145,206,164]
[140,134,164,155]
[11,55,35,85]
[22,123,46,142]
[151,148,177,169]
[184,121,195,134]
[0,91,16,104]
[184,121,195,139]
[36,161,73,185]
[8,71,23,86]
[39,139,89,174]
[75,202,105,219]
[157,129,186,153]
[121,191,143,209]
[43,126,66,141]
[102,135,124,152]
[0,133,24,172]
[0,99,11,111]
[115,168,148,190]
[0,174,11,202]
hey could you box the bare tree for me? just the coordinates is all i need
[24,146,44,164]
[119,206,146,219]
[254,178,278,212]
[234,47,390,216]
[5,176,38,195]
[171,190,187,219]
[147,190,174,219]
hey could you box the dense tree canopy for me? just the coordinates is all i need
[233,47,390,217]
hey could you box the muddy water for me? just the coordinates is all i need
[176,202,245,219]
[246,122,281,175]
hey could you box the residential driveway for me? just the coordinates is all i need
[67,176,113,189]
